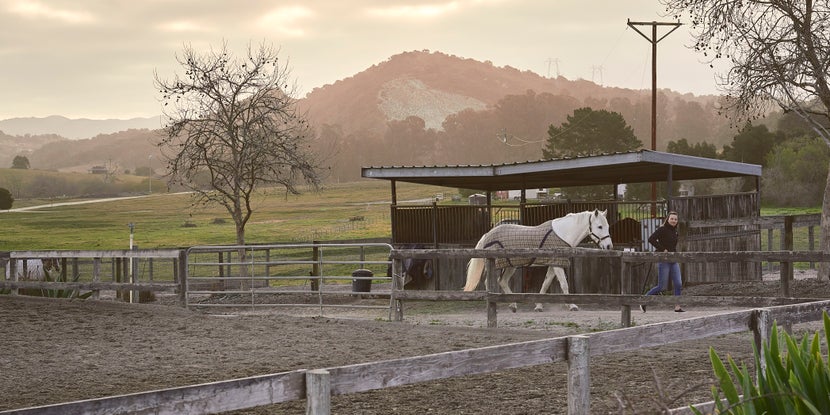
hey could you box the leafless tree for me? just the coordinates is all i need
[155,41,320,246]
[661,0,830,279]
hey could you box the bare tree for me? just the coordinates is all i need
[155,41,320,246]
[661,0,830,279]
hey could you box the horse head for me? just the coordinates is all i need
[587,209,613,250]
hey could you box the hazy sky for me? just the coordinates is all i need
[0,0,722,120]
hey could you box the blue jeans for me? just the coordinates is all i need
[646,262,682,296]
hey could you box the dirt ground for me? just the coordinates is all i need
[3,270,830,415]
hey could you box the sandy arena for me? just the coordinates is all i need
[2,270,829,414]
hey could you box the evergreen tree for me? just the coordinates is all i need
[0,187,13,210]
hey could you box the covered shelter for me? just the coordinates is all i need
[362,150,763,293]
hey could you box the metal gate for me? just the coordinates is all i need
[185,243,393,314]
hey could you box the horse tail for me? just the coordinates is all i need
[463,236,489,291]
[463,258,485,291]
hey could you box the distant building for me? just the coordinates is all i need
[89,165,108,175]
[468,194,487,205]
[507,188,548,200]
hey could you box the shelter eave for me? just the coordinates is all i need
[360,150,762,192]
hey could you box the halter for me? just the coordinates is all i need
[587,214,612,247]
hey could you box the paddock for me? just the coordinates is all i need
[2,287,829,414]
[2,226,828,414]
[3,246,830,414]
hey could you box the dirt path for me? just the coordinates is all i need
[2,274,829,414]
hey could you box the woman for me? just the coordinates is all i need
[641,211,684,312]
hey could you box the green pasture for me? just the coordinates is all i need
[759,207,822,252]
[0,180,444,251]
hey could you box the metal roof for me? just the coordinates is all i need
[361,150,762,192]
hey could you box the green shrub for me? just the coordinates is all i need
[39,268,94,300]
[694,312,830,414]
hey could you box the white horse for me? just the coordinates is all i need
[463,209,613,312]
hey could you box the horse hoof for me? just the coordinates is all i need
[568,304,579,312]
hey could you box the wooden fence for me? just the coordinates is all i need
[4,297,828,414]
[0,249,186,302]
[3,245,830,414]
[388,247,830,328]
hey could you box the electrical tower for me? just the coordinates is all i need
[592,65,604,85]
[546,58,560,78]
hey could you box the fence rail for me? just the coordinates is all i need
[184,243,394,312]
[1,249,186,302]
[4,299,828,415]
[388,247,830,327]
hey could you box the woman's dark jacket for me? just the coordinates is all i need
[648,224,678,252]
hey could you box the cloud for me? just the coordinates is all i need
[364,0,506,20]
[7,0,94,24]
[365,2,461,19]
[157,20,213,33]
[258,5,315,37]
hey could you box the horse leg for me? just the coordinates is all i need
[497,267,519,312]
[553,266,578,311]
[535,266,557,312]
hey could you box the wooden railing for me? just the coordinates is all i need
[0,249,186,303]
[388,247,830,327]
[4,298,828,414]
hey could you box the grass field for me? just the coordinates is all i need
[0,180,445,250]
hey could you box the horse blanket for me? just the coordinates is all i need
[479,221,571,269]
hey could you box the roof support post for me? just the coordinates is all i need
[665,165,674,212]
[390,180,397,243]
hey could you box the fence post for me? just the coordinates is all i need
[568,335,590,415]
[486,257,498,328]
[9,258,18,295]
[751,309,772,377]
[178,250,188,306]
[619,255,632,327]
[92,258,101,300]
[306,369,331,415]
[392,257,404,322]
[809,225,816,269]
[311,243,320,292]
[767,228,774,272]
[780,216,793,297]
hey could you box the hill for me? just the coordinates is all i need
[0,131,68,170]
[0,115,162,140]
[300,50,732,181]
[3,50,733,183]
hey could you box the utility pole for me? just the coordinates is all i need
[627,19,681,215]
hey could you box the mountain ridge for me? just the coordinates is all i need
[0,115,162,140]
[1,50,731,183]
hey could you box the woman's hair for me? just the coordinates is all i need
[663,211,679,226]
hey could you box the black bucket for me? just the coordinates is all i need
[351,269,373,292]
